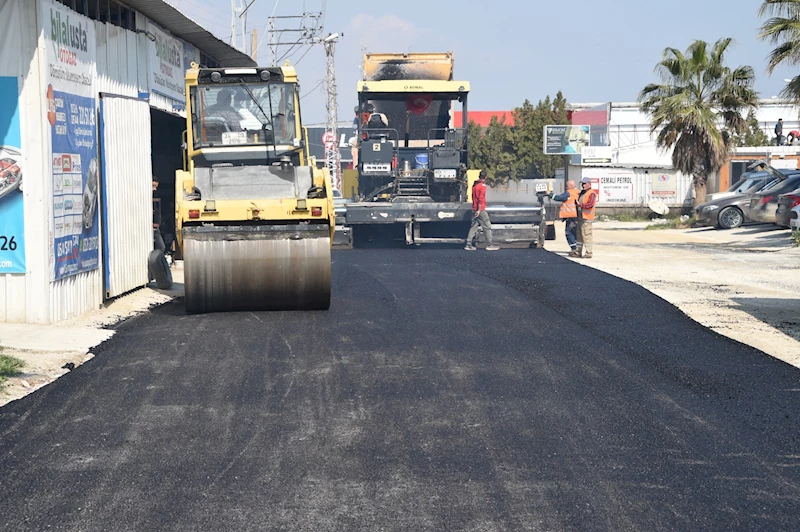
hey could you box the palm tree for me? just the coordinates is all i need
[759,1,800,101]
[638,39,759,206]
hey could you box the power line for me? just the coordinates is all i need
[294,44,314,66]
[301,79,325,99]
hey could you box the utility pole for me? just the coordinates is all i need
[265,11,325,66]
[323,33,341,191]
[230,0,238,48]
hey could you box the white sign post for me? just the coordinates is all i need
[581,146,613,165]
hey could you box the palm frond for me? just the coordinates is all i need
[765,40,800,72]
[758,16,800,44]
[779,75,800,103]
[640,37,757,181]
[758,0,800,18]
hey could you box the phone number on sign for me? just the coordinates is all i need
[1,235,18,251]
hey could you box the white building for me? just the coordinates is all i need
[565,100,800,211]
[0,0,255,324]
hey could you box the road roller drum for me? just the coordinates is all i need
[183,225,331,314]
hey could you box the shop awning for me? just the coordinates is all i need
[124,0,256,67]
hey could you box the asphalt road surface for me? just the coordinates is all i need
[2,248,799,531]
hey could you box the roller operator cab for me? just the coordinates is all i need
[176,63,335,313]
[344,52,548,247]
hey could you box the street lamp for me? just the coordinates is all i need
[136,29,156,42]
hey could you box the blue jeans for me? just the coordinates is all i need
[564,219,578,249]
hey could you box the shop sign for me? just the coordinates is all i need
[41,0,99,280]
[147,20,185,102]
[0,77,24,273]
[651,172,677,197]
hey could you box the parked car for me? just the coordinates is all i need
[0,146,22,201]
[791,205,800,230]
[706,170,772,202]
[748,172,800,225]
[775,188,800,228]
[695,165,788,229]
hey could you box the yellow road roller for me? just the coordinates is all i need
[175,62,334,313]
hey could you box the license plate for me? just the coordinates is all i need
[363,163,391,173]
[434,169,457,179]
[222,131,247,145]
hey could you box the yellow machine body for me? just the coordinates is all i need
[176,63,335,313]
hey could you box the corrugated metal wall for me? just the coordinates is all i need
[100,95,153,298]
[95,21,140,97]
[49,271,103,323]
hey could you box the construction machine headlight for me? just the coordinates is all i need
[434,169,457,179]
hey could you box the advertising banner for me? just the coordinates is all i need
[651,172,677,198]
[0,77,25,274]
[544,125,590,155]
[148,20,185,102]
[597,170,634,203]
[41,0,99,280]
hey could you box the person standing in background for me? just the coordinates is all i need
[465,170,499,251]
[549,180,580,256]
[576,177,597,259]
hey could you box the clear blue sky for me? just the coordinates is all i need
[171,0,796,124]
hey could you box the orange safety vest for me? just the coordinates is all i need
[559,189,579,219]
[578,189,597,221]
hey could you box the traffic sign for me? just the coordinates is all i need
[322,131,336,149]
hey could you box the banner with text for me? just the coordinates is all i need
[583,168,635,204]
[0,77,25,273]
[544,125,590,155]
[147,20,185,102]
[651,172,677,199]
[41,0,99,280]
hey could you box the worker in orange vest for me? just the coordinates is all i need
[548,180,580,256]
[576,177,598,258]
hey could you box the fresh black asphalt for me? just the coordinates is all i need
[1,248,799,531]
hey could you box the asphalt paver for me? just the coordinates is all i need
[1,248,799,531]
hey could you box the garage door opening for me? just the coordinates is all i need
[151,109,185,259]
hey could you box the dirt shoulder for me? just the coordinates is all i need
[0,272,183,407]
[549,220,800,368]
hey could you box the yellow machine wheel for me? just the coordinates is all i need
[182,224,331,314]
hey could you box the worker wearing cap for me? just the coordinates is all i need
[465,170,499,251]
[549,180,580,256]
[576,177,597,258]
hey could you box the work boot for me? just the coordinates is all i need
[486,244,500,251]
[568,250,580,257]
[464,244,476,251]
[584,252,592,259]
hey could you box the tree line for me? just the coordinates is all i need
[467,93,568,187]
